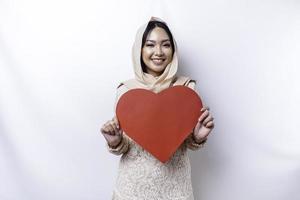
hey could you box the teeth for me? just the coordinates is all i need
[152,59,164,61]
[152,59,164,64]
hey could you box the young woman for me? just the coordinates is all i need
[100,17,214,200]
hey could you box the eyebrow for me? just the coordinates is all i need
[146,39,171,43]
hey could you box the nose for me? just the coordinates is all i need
[154,46,163,56]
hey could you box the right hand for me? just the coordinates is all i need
[100,116,123,148]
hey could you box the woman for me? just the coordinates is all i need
[100,17,214,200]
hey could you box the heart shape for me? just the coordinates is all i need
[116,85,203,163]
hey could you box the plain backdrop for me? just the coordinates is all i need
[1,0,300,199]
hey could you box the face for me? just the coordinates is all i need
[142,27,173,77]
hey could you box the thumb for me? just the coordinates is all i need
[112,116,120,129]
[116,128,123,137]
[194,120,201,133]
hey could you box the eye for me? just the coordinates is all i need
[163,43,171,47]
[145,43,154,47]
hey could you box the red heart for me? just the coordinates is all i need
[116,85,203,163]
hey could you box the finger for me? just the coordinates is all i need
[109,121,118,135]
[106,124,116,135]
[203,115,214,125]
[201,106,210,112]
[101,124,111,134]
[112,121,122,136]
[205,121,214,128]
[117,129,123,137]
[112,116,120,129]
[108,119,122,136]
[100,127,106,134]
[198,110,209,123]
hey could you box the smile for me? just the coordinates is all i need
[151,58,165,65]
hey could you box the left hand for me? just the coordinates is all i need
[193,106,215,143]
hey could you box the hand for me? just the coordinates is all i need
[100,116,123,147]
[193,106,214,143]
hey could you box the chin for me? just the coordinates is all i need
[152,65,167,71]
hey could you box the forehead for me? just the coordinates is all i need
[146,27,170,42]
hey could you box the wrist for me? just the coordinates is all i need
[192,133,207,144]
[108,136,123,148]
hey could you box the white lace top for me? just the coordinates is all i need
[106,81,206,200]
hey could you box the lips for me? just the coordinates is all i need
[151,58,165,65]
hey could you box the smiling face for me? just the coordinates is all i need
[141,27,173,77]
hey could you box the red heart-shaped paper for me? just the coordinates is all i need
[116,85,202,163]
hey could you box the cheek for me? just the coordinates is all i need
[142,48,153,58]
[142,49,152,63]
[164,49,173,61]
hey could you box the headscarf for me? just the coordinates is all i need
[119,16,192,93]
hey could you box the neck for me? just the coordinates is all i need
[145,68,165,77]
[145,71,161,78]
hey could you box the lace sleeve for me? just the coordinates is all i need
[184,133,207,151]
[184,80,207,151]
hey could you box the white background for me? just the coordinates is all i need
[1,0,299,199]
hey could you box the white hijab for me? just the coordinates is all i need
[120,16,191,93]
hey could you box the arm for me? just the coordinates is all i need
[184,80,207,150]
[105,83,131,155]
